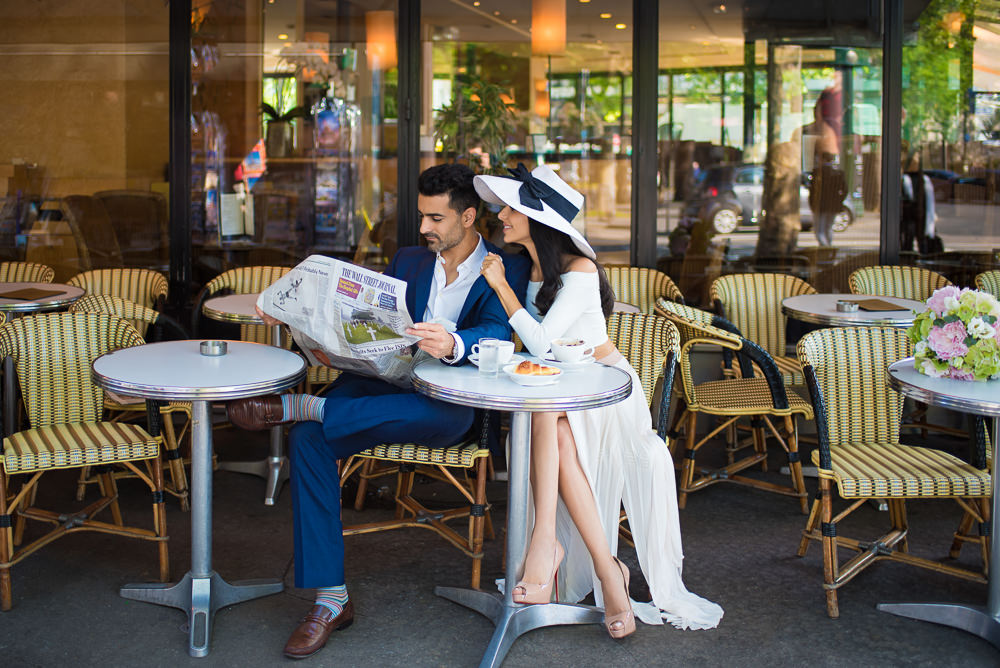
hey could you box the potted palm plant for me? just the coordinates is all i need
[261,101,311,158]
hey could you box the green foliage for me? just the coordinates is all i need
[433,75,518,175]
[902,0,976,149]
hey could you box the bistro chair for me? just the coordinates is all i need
[657,300,814,512]
[605,265,685,313]
[340,415,494,589]
[193,266,290,345]
[67,268,168,337]
[0,312,169,610]
[69,294,192,510]
[847,265,952,301]
[796,326,990,618]
[0,261,55,283]
[606,311,680,545]
[975,270,1000,299]
[948,419,992,567]
[710,272,817,385]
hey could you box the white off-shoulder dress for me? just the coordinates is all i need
[508,271,723,630]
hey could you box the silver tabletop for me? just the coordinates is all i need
[880,357,1000,648]
[0,282,85,313]
[411,358,632,668]
[201,293,289,505]
[782,293,924,328]
[92,340,306,658]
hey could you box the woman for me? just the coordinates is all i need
[474,164,723,635]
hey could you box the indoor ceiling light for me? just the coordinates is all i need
[599,13,611,19]
[532,0,566,56]
[615,23,626,30]
[365,11,396,70]
[711,3,727,14]
[277,33,288,40]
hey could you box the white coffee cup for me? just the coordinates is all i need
[472,339,515,364]
[550,338,594,363]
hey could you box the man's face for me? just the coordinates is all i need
[417,193,470,253]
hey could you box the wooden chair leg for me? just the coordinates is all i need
[752,421,768,472]
[99,470,124,526]
[798,492,821,556]
[395,467,415,520]
[354,458,375,511]
[150,455,170,582]
[888,499,909,554]
[785,417,808,514]
[75,465,91,501]
[160,412,190,511]
[678,412,698,509]
[1,470,12,611]
[950,510,977,558]
[819,480,839,618]
[469,457,488,590]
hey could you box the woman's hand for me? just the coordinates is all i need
[480,253,508,291]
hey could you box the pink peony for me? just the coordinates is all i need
[926,285,962,316]
[926,321,969,360]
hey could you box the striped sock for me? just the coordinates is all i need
[314,585,348,617]
[280,394,326,422]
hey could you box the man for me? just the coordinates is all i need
[226,163,530,659]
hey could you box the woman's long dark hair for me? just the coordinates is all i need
[528,218,615,318]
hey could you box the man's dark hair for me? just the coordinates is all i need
[418,163,480,215]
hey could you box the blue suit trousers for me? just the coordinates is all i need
[288,373,475,588]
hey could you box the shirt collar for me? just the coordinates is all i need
[436,234,486,277]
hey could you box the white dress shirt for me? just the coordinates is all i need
[422,234,488,362]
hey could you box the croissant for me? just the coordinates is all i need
[515,360,560,376]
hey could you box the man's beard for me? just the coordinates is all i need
[424,231,461,253]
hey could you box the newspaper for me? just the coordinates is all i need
[256,255,422,387]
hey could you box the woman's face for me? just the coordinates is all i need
[499,205,531,246]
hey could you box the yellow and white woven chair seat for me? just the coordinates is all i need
[356,440,488,468]
[690,377,813,416]
[4,422,160,474]
[813,443,991,499]
[729,354,804,386]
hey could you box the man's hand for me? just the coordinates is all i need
[255,305,284,327]
[406,322,456,359]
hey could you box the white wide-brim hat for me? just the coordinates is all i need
[474,163,595,260]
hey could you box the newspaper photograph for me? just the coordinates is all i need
[256,255,421,387]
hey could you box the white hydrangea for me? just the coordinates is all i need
[921,359,946,377]
[915,340,928,354]
[943,296,961,313]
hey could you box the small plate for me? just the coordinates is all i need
[541,353,596,370]
[503,362,562,386]
[469,353,524,367]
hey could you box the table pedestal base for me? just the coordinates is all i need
[217,425,288,505]
[435,587,603,668]
[121,571,283,657]
[878,602,1000,648]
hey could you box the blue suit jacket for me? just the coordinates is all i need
[385,240,531,364]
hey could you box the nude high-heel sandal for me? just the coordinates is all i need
[512,541,564,605]
[604,557,636,639]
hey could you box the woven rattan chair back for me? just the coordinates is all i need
[607,311,679,406]
[69,293,165,339]
[0,312,144,427]
[796,327,911,447]
[68,267,168,310]
[710,273,816,359]
[975,270,1000,299]
[847,265,952,300]
[199,266,291,345]
[606,265,685,313]
[0,261,55,283]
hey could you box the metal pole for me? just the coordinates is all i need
[190,400,212,578]
[168,0,192,308]
[630,0,658,268]
[879,0,903,265]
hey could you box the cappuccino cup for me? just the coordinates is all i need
[550,338,594,363]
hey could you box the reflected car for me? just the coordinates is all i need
[684,164,854,234]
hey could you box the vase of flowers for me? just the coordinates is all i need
[907,285,1000,381]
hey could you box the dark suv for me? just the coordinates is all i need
[683,164,854,234]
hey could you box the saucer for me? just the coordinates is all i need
[469,353,524,368]
[541,353,596,370]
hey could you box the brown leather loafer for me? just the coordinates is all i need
[227,395,288,431]
[283,602,354,659]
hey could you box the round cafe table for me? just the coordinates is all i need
[781,293,924,328]
[92,340,306,657]
[411,358,632,668]
[880,358,1000,648]
[203,293,289,505]
[0,282,85,435]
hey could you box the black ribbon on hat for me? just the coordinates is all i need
[507,163,579,223]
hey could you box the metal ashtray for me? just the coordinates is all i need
[200,340,228,356]
[836,300,860,313]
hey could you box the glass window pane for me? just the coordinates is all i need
[0,2,169,281]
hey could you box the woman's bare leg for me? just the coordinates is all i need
[518,411,562,588]
[554,416,631,619]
